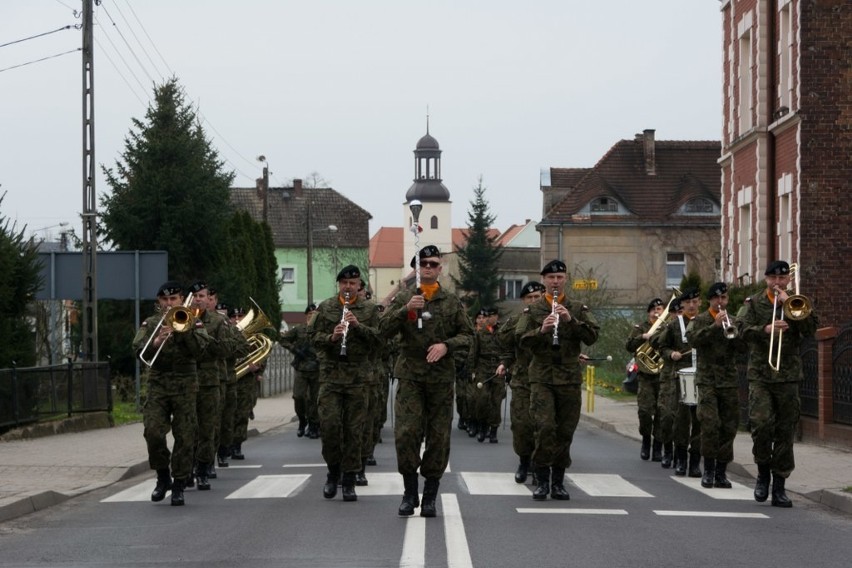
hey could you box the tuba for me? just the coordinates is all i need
[235,298,275,378]
[634,289,680,375]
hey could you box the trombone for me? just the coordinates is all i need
[768,263,812,371]
[139,292,197,368]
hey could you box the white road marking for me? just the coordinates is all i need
[282,463,326,468]
[226,464,262,469]
[442,494,473,568]
[399,516,426,568]
[654,510,769,519]
[567,473,654,497]
[101,480,154,502]
[460,472,531,496]
[225,474,310,499]
[669,476,755,500]
[517,508,629,515]
[355,472,405,496]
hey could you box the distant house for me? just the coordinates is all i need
[539,130,722,306]
[495,219,541,312]
[231,178,371,324]
[719,0,852,326]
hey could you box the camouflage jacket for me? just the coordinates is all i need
[310,296,382,384]
[379,285,473,383]
[625,319,662,382]
[133,312,210,395]
[686,310,747,388]
[649,315,695,379]
[197,310,250,387]
[736,289,819,384]
[517,296,599,386]
[279,323,319,373]
[498,312,533,387]
[468,324,502,384]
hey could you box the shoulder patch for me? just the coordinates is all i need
[745,297,752,303]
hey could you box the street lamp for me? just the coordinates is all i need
[306,222,338,305]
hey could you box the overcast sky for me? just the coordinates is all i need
[2,0,722,245]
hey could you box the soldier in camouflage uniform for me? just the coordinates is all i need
[380,245,473,518]
[212,294,248,469]
[469,307,504,443]
[655,298,682,468]
[497,281,545,483]
[517,260,599,501]
[357,279,381,485]
[625,297,666,461]
[651,288,702,477]
[686,282,746,488]
[229,306,263,460]
[189,281,250,489]
[737,260,818,507]
[463,313,486,438]
[310,265,382,502]
[134,281,209,506]
[280,304,320,438]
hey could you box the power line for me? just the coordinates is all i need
[94,13,150,95]
[0,48,80,74]
[123,0,174,77]
[94,35,149,106]
[0,25,76,49]
[97,2,156,85]
[111,0,165,80]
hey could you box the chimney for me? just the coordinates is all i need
[643,129,656,175]
[293,178,303,197]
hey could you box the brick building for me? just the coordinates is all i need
[719,0,852,326]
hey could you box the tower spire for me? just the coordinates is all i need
[426,104,430,134]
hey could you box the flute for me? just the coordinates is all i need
[339,292,351,359]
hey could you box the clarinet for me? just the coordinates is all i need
[551,289,560,348]
[339,292,351,359]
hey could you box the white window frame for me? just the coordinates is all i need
[281,267,295,283]
[666,253,686,289]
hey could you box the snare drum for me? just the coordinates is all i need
[677,367,699,406]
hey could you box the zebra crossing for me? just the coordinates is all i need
[101,467,759,506]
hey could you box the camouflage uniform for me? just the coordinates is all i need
[133,313,209,482]
[498,311,536,467]
[380,286,473,480]
[686,310,746,465]
[232,363,263,450]
[280,323,320,434]
[625,320,663,443]
[738,290,818,478]
[469,323,505,435]
[310,296,382,476]
[517,296,599,472]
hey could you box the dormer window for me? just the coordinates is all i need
[682,198,716,214]
[590,197,619,213]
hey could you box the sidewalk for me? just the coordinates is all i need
[0,394,298,523]
[580,395,852,515]
[0,392,850,523]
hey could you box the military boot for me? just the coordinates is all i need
[661,442,674,469]
[532,467,550,501]
[550,467,570,500]
[196,462,211,491]
[714,461,732,488]
[323,465,340,499]
[488,426,498,444]
[355,459,368,486]
[398,473,420,516]
[420,478,440,518]
[185,465,195,489]
[701,458,716,488]
[217,446,230,468]
[308,422,320,439]
[477,423,487,443]
[674,447,688,476]
[688,451,702,478]
[640,435,651,460]
[754,464,771,502]
[366,454,377,466]
[514,456,531,484]
[297,418,307,437]
[341,472,358,502]
[651,439,663,462]
[230,443,245,460]
[771,475,793,508]
[170,478,186,506]
[151,469,172,502]
[207,463,217,479]
[457,418,467,431]
[467,421,478,438]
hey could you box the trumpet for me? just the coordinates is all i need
[339,292,351,359]
[139,292,197,368]
[768,263,812,371]
[721,310,738,339]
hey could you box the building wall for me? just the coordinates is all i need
[276,247,368,316]
[402,201,452,284]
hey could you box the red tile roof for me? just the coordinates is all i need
[369,227,404,267]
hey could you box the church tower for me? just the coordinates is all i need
[402,123,452,280]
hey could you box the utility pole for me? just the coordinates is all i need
[81,0,99,362]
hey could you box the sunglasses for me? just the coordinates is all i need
[419,261,441,268]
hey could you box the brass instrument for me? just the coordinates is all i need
[139,292,197,368]
[235,298,275,379]
[339,292,351,359]
[634,288,680,375]
[721,310,738,339]
[551,289,560,348]
[768,264,812,371]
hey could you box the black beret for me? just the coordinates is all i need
[336,265,361,281]
[540,259,567,275]
[157,280,182,297]
[520,281,546,297]
[670,298,683,312]
[765,260,790,275]
[707,282,729,299]
[410,244,442,268]
[680,287,700,301]
[480,307,498,317]
[208,287,218,296]
[188,280,208,294]
[304,303,318,314]
[215,302,228,312]
[646,298,664,312]
[228,307,246,318]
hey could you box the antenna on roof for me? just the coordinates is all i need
[426,104,430,134]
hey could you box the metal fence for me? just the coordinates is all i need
[832,323,852,425]
[0,361,112,432]
[259,343,295,398]
[800,336,819,418]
